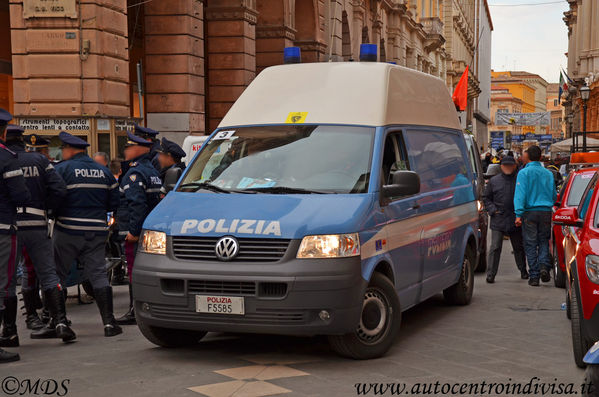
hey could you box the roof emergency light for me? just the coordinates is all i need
[284,47,301,64]
[360,44,377,62]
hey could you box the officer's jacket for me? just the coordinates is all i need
[150,141,161,171]
[117,153,162,237]
[8,142,66,230]
[0,140,31,234]
[54,152,119,236]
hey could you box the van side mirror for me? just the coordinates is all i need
[382,170,420,198]
[553,207,584,227]
[164,167,182,194]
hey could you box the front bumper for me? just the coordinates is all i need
[132,240,366,336]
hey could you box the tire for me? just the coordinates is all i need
[328,272,401,360]
[443,248,475,305]
[137,315,207,348]
[567,289,572,320]
[553,243,566,288]
[571,286,591,368]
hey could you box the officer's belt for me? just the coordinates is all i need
[16,207,47,217]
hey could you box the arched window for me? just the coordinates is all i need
[341,10,352,61]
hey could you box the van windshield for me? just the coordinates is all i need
[178,125,375,194]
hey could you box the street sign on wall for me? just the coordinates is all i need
[23,0,77,19]
[19,118,90,131]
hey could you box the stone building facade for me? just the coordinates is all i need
[563,0,599,135]
[1,0,490,158]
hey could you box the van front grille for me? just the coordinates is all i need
[171,237,290,262]
[188,280,256,296]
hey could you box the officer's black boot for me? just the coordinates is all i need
[22,288,45,330]
[0,311,19,363]
[0,296,19,347]
[31,287,76,342]
[115,284,136,325]
[94,287,123,337]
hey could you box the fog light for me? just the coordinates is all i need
[142,303,151,312]
[319,310,330,321]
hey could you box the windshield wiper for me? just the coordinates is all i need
[242,186,328,194]
[178,182,256,194]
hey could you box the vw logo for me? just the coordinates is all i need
[215,236,239,261]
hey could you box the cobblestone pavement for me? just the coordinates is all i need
[2,239,585,396]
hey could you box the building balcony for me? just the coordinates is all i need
[420,17,445,53]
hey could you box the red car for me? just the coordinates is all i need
[554,172,599,368]
[552,168,597,288]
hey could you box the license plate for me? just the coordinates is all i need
[195,295,245,315]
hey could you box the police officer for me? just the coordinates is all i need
[50,132,121,337]
[0,109,30,363]
[24,134,51,160]
[0,125,66,348]
[157,137,186,196]
[115,131,162,325]
[133,124,161,171]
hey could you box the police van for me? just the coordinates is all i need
[134,53,479,359]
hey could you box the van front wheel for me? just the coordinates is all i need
[443,248,474,305]
[328,272,400,360]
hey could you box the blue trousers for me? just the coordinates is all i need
[522,211,552,279]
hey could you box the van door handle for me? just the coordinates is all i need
[412,204,420,210]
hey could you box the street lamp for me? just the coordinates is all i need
[581,85,591,151]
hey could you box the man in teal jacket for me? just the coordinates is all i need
[514,145,556,286]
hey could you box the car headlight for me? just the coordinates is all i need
[297,233,360,259]
[141,230,166,255]
[585,255,599,284]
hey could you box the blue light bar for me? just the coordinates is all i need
[360,44,377,62]
[284,47,301,64]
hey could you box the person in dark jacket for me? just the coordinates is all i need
[51,132,121,338]
[115,131,162,325]
[157,137,186,197]
[482,156,528,283]
[0,109,30,363]
[132,124,160,171]
[1,125,67,348]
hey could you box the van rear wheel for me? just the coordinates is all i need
[137,315,207,348]
[328,272,400,360]
[443,248,474,305]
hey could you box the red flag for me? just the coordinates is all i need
[452,66,468,111]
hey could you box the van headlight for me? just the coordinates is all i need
[141,230,166,255]
[297,233,360,259]
[586,255,599,284]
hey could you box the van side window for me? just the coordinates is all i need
[404,130,469,195]
[381,133,408,186]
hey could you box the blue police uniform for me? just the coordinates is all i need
[115,131,162,325]
[1,125,67,348]
[157,137,186,195]
[0,109,30,363]
[52,132,121,337]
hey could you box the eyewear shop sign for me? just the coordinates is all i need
[20,118,90,132]
[23,0,77,19]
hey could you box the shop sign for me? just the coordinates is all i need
[19,118,90,131]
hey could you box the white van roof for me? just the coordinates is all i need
[219,62,461,130]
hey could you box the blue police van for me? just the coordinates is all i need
[134,56,480,359]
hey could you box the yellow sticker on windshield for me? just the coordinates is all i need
[285,112,308,124]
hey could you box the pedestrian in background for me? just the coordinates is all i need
[52,132,121,337]
[483,156,528,283]
[0,109,31,363]
[93,151,109,168]
[109,158,122,181]
[514,145,557,287]
[157,137,186,197]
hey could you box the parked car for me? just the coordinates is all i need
[552,168,597,288]
[554,172,599,367]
